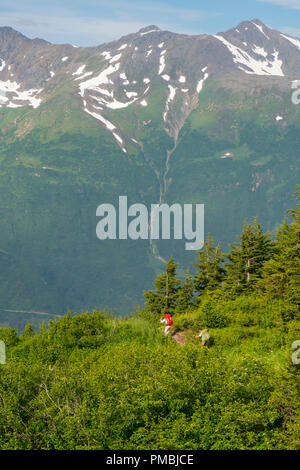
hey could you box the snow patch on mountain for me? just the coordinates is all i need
[158,50,166,75]
[112,132,123,144]
[0,79,43,108]
[163,85,176,121]
[118,44,128,50]
[214,35,284,76]
[79,63,120,97]
[7,102,23,108]
[74,72,93,81]
[105,96,137,109]
[140,29,160,36]
[196,71,209,93]
[252,45,268,57]
[109,54,122,64]
[84,107,127,152]
[93,87,113,97]
[84,108,115,130]
[125,91,138,98]
[220,152,233,159]
[101,51,112,60]
[73,65,86,76]
[46,70,55,81]
[252,22,270,40]
[281,33,300,50]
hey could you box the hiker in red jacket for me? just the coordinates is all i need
[160,312,173,335]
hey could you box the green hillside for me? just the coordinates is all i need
[0,190,298,450]
[0,99,159,321]
[0,82,299,324]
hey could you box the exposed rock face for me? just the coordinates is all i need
[1,19,300,149]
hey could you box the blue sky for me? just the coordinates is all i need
[1,0,300,46]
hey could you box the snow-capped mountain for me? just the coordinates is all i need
[0,19,299,322]
[1,19,300,152]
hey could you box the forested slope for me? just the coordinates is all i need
[0,189,299,450]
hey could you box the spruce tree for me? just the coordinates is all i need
[144,257,181,315]
[176,269,194,314]
[260,188,300,305]
[193,234,225,296]
[224,218,274,293]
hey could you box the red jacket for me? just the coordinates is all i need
[164,313,173,326]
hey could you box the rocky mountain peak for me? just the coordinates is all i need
[1,20,300,151]
[138,25,161,34]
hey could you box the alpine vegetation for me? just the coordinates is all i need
[0,188,299,450]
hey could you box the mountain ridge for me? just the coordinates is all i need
[0,19,299,325]
[1,18,300,153]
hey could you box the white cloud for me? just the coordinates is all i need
[257,0,300,9]
[0,1,220,46]
[280,26,300,36]
[0,13,145,45]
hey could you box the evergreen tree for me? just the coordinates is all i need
[143,257,181,315]
[260,188,300,305]
[176,269,194,314]
[21,324,36,338]
[224,218,274,293]
[193,234,225,296]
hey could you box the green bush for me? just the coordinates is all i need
[0,306,299,450]
[0,328,19,348]
[194,296,231,328]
